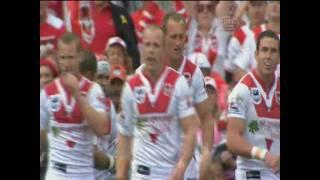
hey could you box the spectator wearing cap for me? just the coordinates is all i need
[40,59,59,90]
[65,1,140,69]
[96,60,111,95]
[106,64,127,112]
[104,37,133,74]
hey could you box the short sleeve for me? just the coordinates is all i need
[227,83,250,120]
[87,83,106,113]
[40,90,50,130]
[176,76,196,119]
[116,83,134,136]
[192,67,208,104]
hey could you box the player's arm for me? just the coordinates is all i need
[116,83,134,180]
[177,114,199,170]
[75,84,109,137]
[226,117,253,158]
[62,73,109,137]
[171,77,198,179]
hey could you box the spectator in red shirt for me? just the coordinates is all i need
[40,1,66,58]
[66,1,140,69]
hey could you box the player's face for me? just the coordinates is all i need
[267,1,280,20]
[142,29,164,72]
[57,41,81,76]
[105,45,125,66]
[248,1,267,25]
[255,37,280,77]
[164,19,187,62]
[40,66,54,88]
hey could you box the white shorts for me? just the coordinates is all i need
[45,167,94,180]
[130,163,174,180]
[235,169,280,180]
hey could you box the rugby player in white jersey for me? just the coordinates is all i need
[40,32,109,180]
[116,25,199,180]
[227,30,280,180]
[162,12,214,180]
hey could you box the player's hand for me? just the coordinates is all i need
[199,148,211,180]
[265,152,280,173]
[170,161,186,180]
[62,73,80,95]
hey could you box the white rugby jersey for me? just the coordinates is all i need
[94,98,118,180]
[178,56,208,104]
[228,70,280,171]
[117,65,196,170]
[40,76,106,174]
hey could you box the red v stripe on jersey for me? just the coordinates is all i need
[128,68,179,114]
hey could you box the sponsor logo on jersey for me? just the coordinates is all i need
[134,87,146,104]
[229,101,240,114]
[248,120,259,134]
[275,91,280,105]
[251,88,261,104]
[48,95,62,112]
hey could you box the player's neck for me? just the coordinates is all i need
[169,56,183,71]
[144,65,164,83]
[255,70,275,92]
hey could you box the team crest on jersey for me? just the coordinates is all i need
[163,83,173,96]
[134,87,146,104]
[48,95,62,112]
[251,88,261,104]
[275,91,280,105]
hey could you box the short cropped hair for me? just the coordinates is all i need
[58,32,82,52]
[162,12,187,34]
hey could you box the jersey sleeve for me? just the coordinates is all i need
[192,67,208,104]
[227,83,250,120]
[176,76,196,119]
[116,83,134,136]
[87,83,106,113]
[40,90,50,130]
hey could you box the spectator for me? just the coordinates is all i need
[47,1,64,19]
[131,1,166,43]
[79,50,98,81]
[40,59,59,90]
[96,60,111,95]
[106,64,127,112]
[65,1,140,69]
[104,37,133,74]
[40,1,66,58]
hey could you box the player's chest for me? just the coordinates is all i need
[131,83,176,115]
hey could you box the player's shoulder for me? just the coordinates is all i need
[46,13,64,29]
[230,73,253,99]
[184,58,197,73]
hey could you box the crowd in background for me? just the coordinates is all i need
[40,1,280,180]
